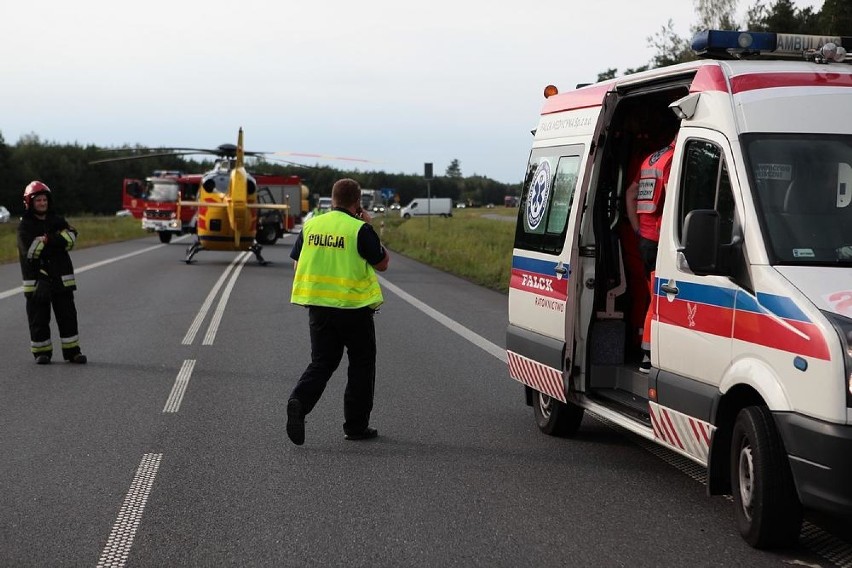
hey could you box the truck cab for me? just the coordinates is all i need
[135,171,200,243]
[506,30,852,548]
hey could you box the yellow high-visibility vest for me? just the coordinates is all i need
[291,211,383,309]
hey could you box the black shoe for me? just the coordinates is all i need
[286,399,305,446]
[35,355,51,365]
[68,354,87,364]
[344,427,378,441]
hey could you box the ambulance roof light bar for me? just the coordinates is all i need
[692,29,851,62]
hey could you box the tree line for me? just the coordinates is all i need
[0,132,517,218]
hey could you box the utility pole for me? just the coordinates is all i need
[424,162,433,230]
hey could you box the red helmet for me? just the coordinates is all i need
[23,181,51,210]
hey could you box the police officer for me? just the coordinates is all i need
[287,178,390,445]
[17,181,87,365]
[626,138,676,373]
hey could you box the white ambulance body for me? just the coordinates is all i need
[506,31,852,548]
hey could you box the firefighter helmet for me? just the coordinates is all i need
[23,181,51,210]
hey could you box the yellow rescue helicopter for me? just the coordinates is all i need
[178,128,290,264]
[93,128,311,265]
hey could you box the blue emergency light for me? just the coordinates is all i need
[692,29,851,61]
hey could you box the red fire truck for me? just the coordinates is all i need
[121,171,201,243]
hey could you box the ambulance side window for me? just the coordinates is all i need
[677,139,735,245]
[514,146,583,254]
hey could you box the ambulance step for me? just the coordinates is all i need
[589,388,651,427]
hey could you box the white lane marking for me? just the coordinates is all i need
[378,277,506,363]
[163,360,196,413]
[182,253,250,345]
[0,237,191,300]
[202,254,250,346]
[96,453,163,568]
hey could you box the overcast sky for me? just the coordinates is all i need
[0,0,824,184]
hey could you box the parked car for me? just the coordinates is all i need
[115,209,133,218]
[0,205,11,223]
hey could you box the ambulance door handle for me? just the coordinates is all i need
[660,283,679,295]
[555,266,568,275]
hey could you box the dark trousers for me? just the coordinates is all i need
[290,306,377,434]
[26,291,82,360]
[638,236,658,277]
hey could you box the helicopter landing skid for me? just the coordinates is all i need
[185,241,202,264]
[250,243,269,266]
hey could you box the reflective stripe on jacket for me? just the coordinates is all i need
[291,211,383,309]
[637,144,675,242]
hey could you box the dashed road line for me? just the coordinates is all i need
[96,453,163,568]
[163,360,196,413]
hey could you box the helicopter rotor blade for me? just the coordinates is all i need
[89,150,212,165]
[273,151,377,164]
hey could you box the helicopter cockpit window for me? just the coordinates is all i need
[247,179,257,195]
[202,174,230,194]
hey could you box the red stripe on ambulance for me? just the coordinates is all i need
[650,403,715,464]
[506,351,565,403]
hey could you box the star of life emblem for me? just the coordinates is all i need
[526,161,552,231]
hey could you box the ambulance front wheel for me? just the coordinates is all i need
[730,405,803,549]
[533,391,583,438]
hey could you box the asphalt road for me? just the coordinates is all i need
[0,234,850,567]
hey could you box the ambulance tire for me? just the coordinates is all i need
[158,232,172,244]
[532,391,583,438]
[730,405,803,549]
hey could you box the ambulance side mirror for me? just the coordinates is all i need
[682,209,724,276]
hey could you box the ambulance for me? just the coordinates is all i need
[506,30,852,548]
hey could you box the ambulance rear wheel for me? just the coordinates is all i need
[730,405,802,549]
[158,232,172,244]
[533,391,583,438]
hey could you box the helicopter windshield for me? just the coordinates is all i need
[745,134,852,265]
[202,173,230,194]
[146,180,180,202]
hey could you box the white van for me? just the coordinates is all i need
[400,197,452,219]
[506,30,852,548]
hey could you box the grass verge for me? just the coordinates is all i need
[374,207,517,293]
[0,216,147,265]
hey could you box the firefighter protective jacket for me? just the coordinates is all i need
[17,211,79,296]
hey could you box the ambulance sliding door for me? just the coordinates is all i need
[655,132,737,387]
[507,145,586,402]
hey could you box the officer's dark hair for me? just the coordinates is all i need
[331,178,361,209]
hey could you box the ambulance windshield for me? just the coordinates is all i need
[745,134,852,264]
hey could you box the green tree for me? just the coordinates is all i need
[819,0,852,34]
[648,19,696,68]
[445,159,462,178]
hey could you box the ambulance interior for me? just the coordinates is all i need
[582,85,687,420]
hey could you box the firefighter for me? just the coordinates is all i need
[17,181,87,365]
